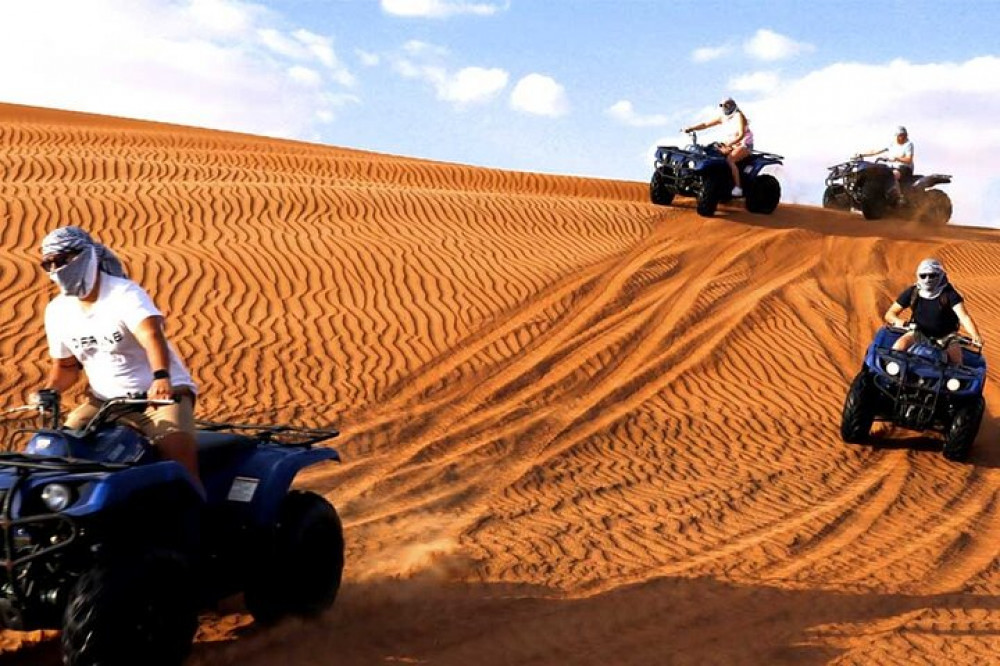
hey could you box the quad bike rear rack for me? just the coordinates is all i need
[195,420,339,448]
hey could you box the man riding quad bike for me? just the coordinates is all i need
[822,156,952,224]
[650,130,784,218]
[0,391,344,666]
[841,259,986,461]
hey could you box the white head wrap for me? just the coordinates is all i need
[915,258,947,299]
[41,226,127,297]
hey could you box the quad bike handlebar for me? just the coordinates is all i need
[886,324,983,352]
[3,391,175,433]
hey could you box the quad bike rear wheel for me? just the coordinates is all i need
[841,369,877,443]
[745,174,781,214]
[917,189,952,226]
[943,397,984,462]
[245,490,345,625]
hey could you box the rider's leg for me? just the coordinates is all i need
[891,169,903,200]
[128,393,202,487]
[946,340,963,365]
[728,145,751,195]
[892,330,917,352]
[62,395,102,429]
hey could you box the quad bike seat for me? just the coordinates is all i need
[195,430,256,472]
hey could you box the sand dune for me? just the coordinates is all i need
[2,102,1000,664]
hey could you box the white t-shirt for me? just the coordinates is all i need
[45,274,196,401]
[884,140,914,167]
[722,111,753,146]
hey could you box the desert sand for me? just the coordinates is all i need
[2,102,1000,665]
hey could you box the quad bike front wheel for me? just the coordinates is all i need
[745,174,781,214]
[822,185,851,211]
[860,179,887,220]
[943,397,984,462]
[245,490,345,625]
[696,175,726,217]
[841,369,877,443]
[649,171,675,206]
[61,550,198,666]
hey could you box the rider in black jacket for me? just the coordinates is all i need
[883,258,983,365]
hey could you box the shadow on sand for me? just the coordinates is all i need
[7,573,1000,666]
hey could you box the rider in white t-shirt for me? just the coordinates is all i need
[32,227,201,485]
[860,126,914,202]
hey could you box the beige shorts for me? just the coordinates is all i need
[64,390,196,443]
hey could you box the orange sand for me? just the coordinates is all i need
[2,102,1000,665]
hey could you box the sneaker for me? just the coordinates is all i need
[731,186,743,197]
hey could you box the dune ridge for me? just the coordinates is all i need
[2,102,1000,664]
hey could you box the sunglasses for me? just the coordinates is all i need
[40,250,81,272]
[918,272,940,279]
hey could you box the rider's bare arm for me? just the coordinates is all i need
[859,147,887,158]
[953,303,984,344]
[133,315,174,400]
[682,115,723,133]
[884,302,907,328]
[30,356,81,403]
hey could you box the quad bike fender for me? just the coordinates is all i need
[225,446,340,527]
[911,174,951,190]
[740,153,783,180]
[63,462,204,517]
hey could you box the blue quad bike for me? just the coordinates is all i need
[0,390,344,666]
[650,130,784,217]
[841,326,986,461]
[822,155,953,224]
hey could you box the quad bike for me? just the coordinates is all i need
[841,326,986,461]
[650,130,784,217]
[822,156,953,224]
[0,391,344,666]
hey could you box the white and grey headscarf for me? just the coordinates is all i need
[915,257,947,299]
[41,226,127,297]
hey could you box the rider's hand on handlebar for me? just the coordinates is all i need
[149,377,173,403]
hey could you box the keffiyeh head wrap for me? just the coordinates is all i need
[915,257,947,299]
[40,226,126,278]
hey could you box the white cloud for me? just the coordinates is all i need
[0,0,358,137]
[607,100,670,128]
[692,44,732,63]
[391,40,507,106]
[402,40,450,58]
[356,49,381,67]
[441,67,509,103]
[729,71,780,93]
[744,29,814,62]
[739,56,1000,226]
[381,0,509,18]
[288,65,322,87]
[510,74,569,117]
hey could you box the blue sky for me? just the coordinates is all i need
[2,0,999,224]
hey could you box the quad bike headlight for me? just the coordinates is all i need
[946,378,962,392]
[885,361,901,376]
[40,483,73,512]
[687,160,696,168]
